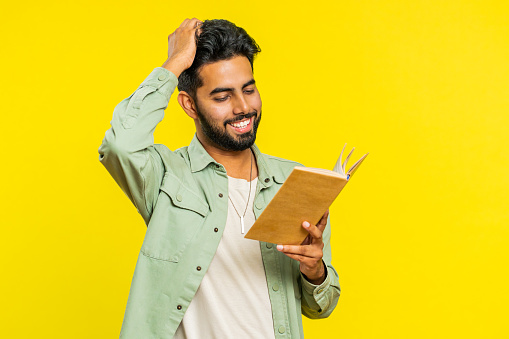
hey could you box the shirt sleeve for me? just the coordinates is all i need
[98,67,179,224]
[300,215,341,318]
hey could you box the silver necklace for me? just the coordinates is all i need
[228,152,253,234]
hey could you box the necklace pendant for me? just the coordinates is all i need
[240,216,245,234]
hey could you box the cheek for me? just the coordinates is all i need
[207,106,231,125]
[249,93,262,111]
[205,104,230,121]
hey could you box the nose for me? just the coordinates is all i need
[232,93,250,115]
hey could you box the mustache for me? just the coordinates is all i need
[224,111,257,126]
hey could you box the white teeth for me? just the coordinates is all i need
[231,119,250,128]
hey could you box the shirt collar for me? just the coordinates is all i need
[187,134,283,187]
[188,134,217,173]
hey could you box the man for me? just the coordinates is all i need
[99,18,340,339]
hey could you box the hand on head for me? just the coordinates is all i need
[162,18,202,78]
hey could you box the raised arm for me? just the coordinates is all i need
[98,18,202,224]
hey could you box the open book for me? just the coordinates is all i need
[244,145,368,245]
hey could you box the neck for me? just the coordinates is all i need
[197,135,259,180]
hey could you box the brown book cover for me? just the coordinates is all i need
[245,145,368,245]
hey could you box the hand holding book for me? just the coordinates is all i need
[245,144,368,245]
[276,210,330,284]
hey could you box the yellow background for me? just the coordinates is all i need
[1,0,508,338]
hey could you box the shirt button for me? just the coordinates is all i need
[278,325,286,334]
[272,284,279,291]
[266,243,273,249]
[255,201,263,209]
[196,266,202,271]
[177,305,182,310]
[264,178,270,183]
[214,227,219,232]
[158,74,166,81]
[176,194,182,202]
[218,193,223,198]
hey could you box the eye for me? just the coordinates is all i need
[214,95,230,102]
[244,88,255,94]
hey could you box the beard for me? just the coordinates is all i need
[195,105,262,151]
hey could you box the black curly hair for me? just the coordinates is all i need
[177,19,261,98]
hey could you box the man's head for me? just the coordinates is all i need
[178,19,261,98]
[177,20,262,152]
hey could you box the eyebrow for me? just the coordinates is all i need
[209,79,256,96]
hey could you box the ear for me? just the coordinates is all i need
[177,91,199,120]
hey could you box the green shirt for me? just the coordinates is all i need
[98,67,341,338]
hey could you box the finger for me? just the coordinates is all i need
[279,251,323,268]
[316,210,329,233]
[195,21,203,37]
[191,18,202,25]
[302,221,322,243]
[277,244,321,259]
[280,252,308,262]
[187,18,202,29]
[180,18,191,28]
[196,26,203,37]
[277,244,305,255]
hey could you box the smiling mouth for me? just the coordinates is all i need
[227,117,253,133]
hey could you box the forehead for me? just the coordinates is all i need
[197,56,254,92]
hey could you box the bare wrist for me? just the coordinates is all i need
[161,59,186,78]
[303,261,327,285]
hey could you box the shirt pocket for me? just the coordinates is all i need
[140,172,209,262]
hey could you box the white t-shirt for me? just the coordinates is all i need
[174,176,275,339]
